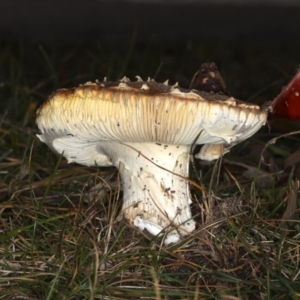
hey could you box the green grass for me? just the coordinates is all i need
[0,38,300,299]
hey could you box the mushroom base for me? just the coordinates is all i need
[98,142,196,244]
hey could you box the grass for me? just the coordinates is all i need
[0,37,300,299]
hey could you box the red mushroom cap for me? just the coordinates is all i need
[270,68,300,120]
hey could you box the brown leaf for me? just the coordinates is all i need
[222,159,275,188]
[283,146,300,169]
[279,179,299,230]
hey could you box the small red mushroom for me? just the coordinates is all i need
[269,68,300,120]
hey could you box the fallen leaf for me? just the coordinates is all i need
[279,179,299,231]
[283,146,300,169]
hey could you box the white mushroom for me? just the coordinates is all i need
[36,78,268,244]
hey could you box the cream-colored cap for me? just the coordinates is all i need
[36,78,268,164]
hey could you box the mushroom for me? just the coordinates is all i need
[36,77,268,244]
[268,68,300,120]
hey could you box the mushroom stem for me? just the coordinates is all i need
[98,141,196,244]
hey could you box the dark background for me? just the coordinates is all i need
[1,0,300,113]
[1,0,300,45]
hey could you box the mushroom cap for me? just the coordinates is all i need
[269,68,300,120]
[36,78,268,165]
